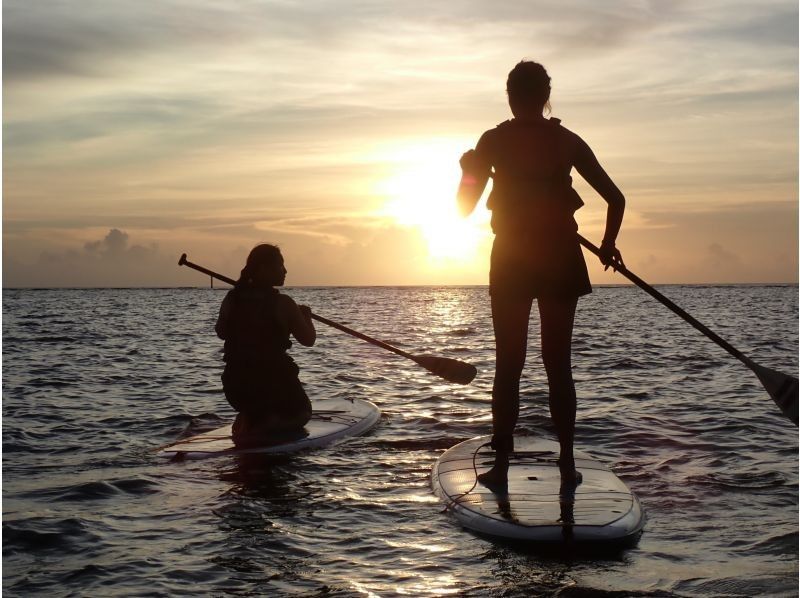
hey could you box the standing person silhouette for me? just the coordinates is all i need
[215,244,316,448]
[457,60,625,488]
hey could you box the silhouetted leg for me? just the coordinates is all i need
[478,292,532,490]
[231,395,311,449]
[538,295,582,486]
[491,292,533,444]
[232,412,257,448]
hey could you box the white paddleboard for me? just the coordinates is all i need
[432,436,645,544]
[159,398,380,460]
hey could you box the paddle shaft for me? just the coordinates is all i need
[178,254,417,361]
[578,236,748,365]
[307,312,416,361]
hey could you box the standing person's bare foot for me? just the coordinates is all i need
[558,454,583,489]
[477,450,510,493]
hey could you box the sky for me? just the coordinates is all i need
[3,0,798,287]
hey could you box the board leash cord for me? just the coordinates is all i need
[442,441,493,513]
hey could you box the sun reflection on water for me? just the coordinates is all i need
[352,574,461,597]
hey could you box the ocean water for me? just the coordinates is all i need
[3,285,798,597]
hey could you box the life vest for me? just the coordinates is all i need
[486,118,583,236]
[222,287,291,365]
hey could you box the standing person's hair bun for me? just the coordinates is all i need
[506,60,551,113]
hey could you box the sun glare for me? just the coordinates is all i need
[375,140,491,265]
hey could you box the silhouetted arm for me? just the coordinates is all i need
[282,295,316,347]
[215,293,232,340]
[457,133,492,216]
[573,137,625,268]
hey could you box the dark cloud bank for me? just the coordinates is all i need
[4,229,190,288]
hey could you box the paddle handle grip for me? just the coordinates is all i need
[178,254,416,361]
[578,235,749,365]
[179,254,236,286]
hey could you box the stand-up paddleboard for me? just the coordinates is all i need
[432,436,645,545]
[159,398,380,460]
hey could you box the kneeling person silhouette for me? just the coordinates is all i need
[215,244,317,448]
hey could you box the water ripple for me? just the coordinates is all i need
[2,285,797,596]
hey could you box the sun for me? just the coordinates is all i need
[374,139,492,264]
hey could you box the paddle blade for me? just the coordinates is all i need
[413,355,478,385]
[750,362,798,426]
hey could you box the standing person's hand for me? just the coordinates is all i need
[598,240,624,271]
[457,148,491,216]
[459,149,480,173]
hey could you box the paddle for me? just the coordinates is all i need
[178,253,478,385]
[578,235,798,426]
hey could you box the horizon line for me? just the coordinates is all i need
[3,282,798,291]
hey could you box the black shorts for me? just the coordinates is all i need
[489,232,592,301]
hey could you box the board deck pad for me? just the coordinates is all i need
[432,436,645,544]
[159,398,380,460]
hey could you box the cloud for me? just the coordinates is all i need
[6,1,793,101]
[0,0,686,88]
[681,2,798,48]
[253,213,390,246]
[705,242,743,272]
[2,208,415,287]
[3,0,796,286]
[614,200,798,283]
[3,2,256,82]
[4,229,178,287]
[86,228,143,257]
